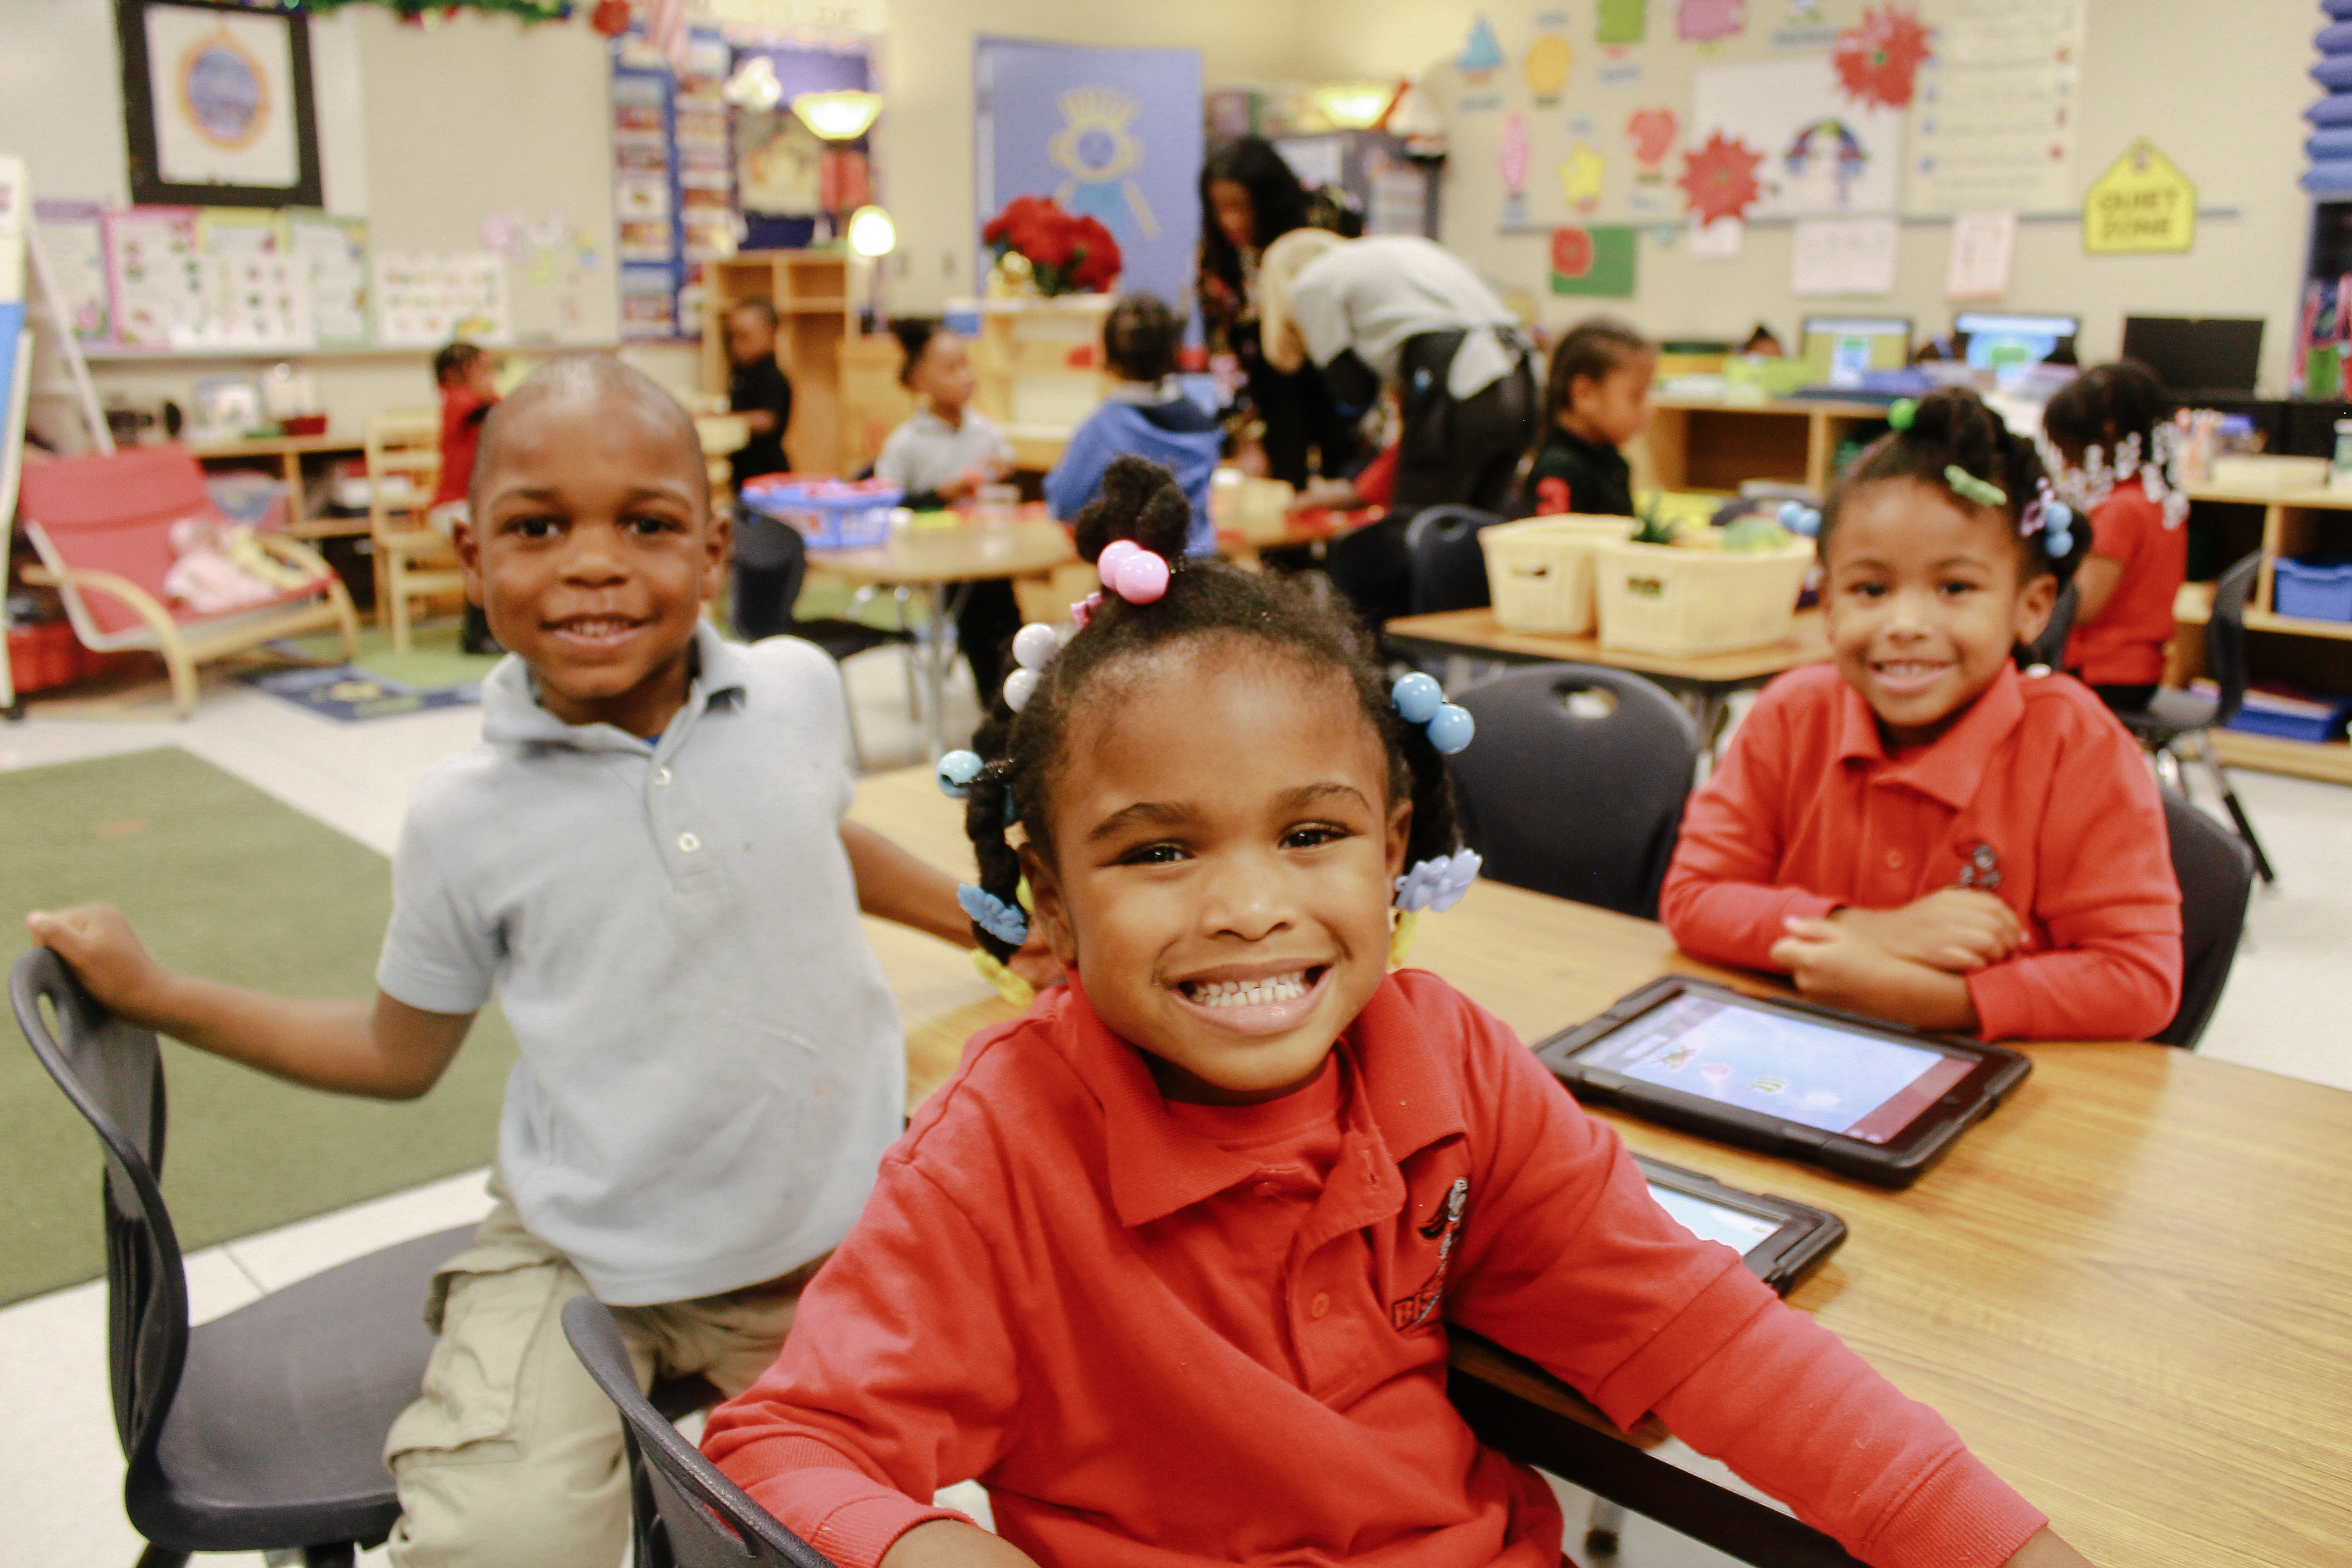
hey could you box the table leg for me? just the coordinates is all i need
[915,581,977,764]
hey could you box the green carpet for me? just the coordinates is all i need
[0,749,516,1304]
[274,617,503,692]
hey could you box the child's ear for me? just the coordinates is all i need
[1385,796,1414,883]
[1018,842,1078,967]
[2013,568,2058,647]
[701,504,732,603]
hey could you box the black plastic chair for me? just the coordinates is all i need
[1403,505,1506,616]
[2154,786,2256,1049]
[2114,553,2274,883]
[562,1296,839,1568]
[2016,579,2078,671]
[8,947,473,1568]
[1445,664,1703,918]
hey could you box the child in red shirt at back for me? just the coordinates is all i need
[2038,361,2189,713]
[702,456,2098,1568]
[431,340,501,654]
[1661,389,2182,1043]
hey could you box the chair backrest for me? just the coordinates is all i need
[2017,579,2078,671]
[2204,552,2261,728]
[1444,663,1702,917]
[18,445,221,638]
[1404,506,1504,617]
[364,411,443,542]
[561,1297,839,1568]
[9,948,191,1470]
[2154,787,2255,1049]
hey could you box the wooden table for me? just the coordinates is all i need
[845,764,2352,1568]
[1385,606,1832,746]
[817,522,1078,761]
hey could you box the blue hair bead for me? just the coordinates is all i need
[1426,703,1475,755]
[937,749,984,799]
[1777,500,1822,538]
[957,882,1029,946]
[1392,671,1443,725]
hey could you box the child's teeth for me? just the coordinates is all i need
[1188,971,1308,1008]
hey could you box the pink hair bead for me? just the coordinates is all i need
[1112,549,1169,603]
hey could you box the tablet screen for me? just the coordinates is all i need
[1574,991,1975,1144]
[1646,1184,1782,1254]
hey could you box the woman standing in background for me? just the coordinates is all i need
[1196,137,1360,488]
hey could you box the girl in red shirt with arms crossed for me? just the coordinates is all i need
[1661,388,2182,1042]
[2038,361,2190,714]
[703,456,2097,1568]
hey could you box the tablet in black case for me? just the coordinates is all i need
[1633,1152,1847,1294]
[1538,977,2031,1187]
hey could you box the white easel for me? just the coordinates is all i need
[1,154,113,717]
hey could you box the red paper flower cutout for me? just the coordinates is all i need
[1833,5,1932,112]
[1678,132,1764,225]
[1552,227,1595,278]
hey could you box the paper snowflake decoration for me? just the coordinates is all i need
[1678,131,1764,224]
[1833,5,1932,111]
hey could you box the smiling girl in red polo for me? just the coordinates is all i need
[702,457,2097,1568]
[1662,388,2182,1042]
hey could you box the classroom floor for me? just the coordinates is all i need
[1,645,2346,1567]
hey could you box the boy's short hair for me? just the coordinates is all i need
[729,298,780,329]
[1103,294,1181,384]
[1542,317,1651,412]
[472,354,710,513]
[891,317,943,387]
[434,340,485,387]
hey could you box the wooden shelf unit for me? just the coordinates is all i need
[700,251,856,476]
[185,432,368,537]
[970,296,1113,459]
[1642,395,1891,497]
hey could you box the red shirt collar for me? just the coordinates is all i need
[1833,660,2026,811]
[1053,974,1468,1229]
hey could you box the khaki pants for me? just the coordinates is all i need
[383,1189,809,1568]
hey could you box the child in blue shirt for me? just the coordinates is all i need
[1044,294,1221,558]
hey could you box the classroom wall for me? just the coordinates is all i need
[1289,0,2320,394]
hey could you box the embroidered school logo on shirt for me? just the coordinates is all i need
[1953,842,2003,890]
[1391,1178,1469,1331]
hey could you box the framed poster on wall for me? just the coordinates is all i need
[114,0,323,210]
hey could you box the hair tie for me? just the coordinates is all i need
[958,882,1029,946]
[1944,465,2008,510]
[1068,590,1102,629]
[971,946,1037,1006]
[1395,849,1482,913]
[937,748,984,799]
[1888,398,1917,431]
[1391,672,1475,755]
[1777,500,1822,538]
[1096,539,1171,605]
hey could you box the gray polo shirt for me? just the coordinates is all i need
[377,623,904,1305]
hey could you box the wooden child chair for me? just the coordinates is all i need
[363,410,466,654]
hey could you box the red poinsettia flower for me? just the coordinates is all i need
[984,195,1118,294]
[1068,215,1123,292]
[1677,131,1764,225]
[1833,4,1933,112]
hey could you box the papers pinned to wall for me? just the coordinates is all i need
[372,252,510,349]
[1945,210,2016,300]
[1791,215,1898,296]
[288,212,371,348]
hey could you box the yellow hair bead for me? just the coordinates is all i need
[971,947,1037,1007]
[1388,909,1422,970]
[1016,876,1034,914]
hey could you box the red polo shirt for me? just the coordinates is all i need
[2063,479,2186,688]
[703,971,2046,1568]
[431,385,496,507]
[1661,661,2181,1041]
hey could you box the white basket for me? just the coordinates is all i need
[1478,515,1637,634]
[1592,537,1814,656]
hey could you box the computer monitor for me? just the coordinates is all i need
[2120,316,2264,396]
[1953,312,2081,386]
[1802,316,1913,387]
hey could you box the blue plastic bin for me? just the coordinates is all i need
[2274,556,2352,622]
[740,477,903,549]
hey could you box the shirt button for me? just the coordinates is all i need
[1884,849,1904,869]
[1309,1293,1331,1320]
[654,766,672,786]
[677,831,701,853]
[1254,1180,1280,1198]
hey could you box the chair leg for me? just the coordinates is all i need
[157,623,199,721]
[132,1547,190,1568]
[839,661,869,773]
[390,556,414,656]
[2195,730,2276,885]
[1585,1496,1626,1554]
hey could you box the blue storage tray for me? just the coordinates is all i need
[2274,557,2352,623]
[2226,706,2352,744]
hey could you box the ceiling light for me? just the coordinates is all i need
[791,90,883,142]
[1314,82,1392,132]
[846,205,897,258]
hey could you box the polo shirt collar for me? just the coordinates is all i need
[1834,660,2025,811]
[480,621,749,755]
[1055,974,1468,1229]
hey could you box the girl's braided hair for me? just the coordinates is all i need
[1823,386,2084,586]
[960,455,1463,960]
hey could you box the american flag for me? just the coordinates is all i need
[642,0,691,76]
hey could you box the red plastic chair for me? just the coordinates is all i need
[16,445,358,717]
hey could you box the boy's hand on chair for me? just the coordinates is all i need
[1829,888,2023,973]
[882,1519,1041,1568]
[24,905,173,1026]
[1772,916,1979,1034]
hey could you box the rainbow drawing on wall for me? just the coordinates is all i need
[1781,118,1868,208]
[1050,88,1159,242]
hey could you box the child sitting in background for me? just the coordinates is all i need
[726,297,802,642]
[431,340,501,653]
[1523,316,1654,519]
[2038,361,2188,714]
[28,356,1038,1568]
[1044,294,1220,557]
[702,454,2096,1568]
[876,320,1014,508]
[1662,388,2182,1043]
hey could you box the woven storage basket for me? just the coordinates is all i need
[1478,515,1637,634]
[1592,536,1813,655]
